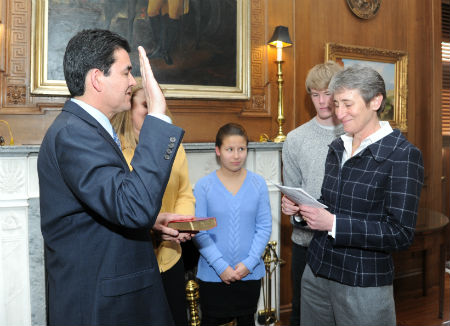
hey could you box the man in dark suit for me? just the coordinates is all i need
[38,29,192,326]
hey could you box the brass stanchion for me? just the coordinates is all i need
[186,279,201,326]
[257,241,284,325]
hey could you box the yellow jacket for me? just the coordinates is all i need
[122,143,195,272]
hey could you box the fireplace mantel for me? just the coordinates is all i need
[0,142,282,325]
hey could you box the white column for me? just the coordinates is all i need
[0,156,32,325]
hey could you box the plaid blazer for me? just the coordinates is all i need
[307,129,424,287]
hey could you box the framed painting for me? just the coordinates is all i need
[325,43,408,131]
[31,0,250,99]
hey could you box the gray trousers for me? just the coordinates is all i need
[300,265,396,326]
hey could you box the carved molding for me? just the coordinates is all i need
[254,151,280,183]
[0,159,26,198]
[185,152,219,188]
[243,0,270,116]
[2,0,33,112]
[7,85,26,104]
[1,214,21,232]
[327,43,406,59]
[8,0,28,81]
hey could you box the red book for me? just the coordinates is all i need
[168,217,217,231]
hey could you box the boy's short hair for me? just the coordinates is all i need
[305,61,343,94]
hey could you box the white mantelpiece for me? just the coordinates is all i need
[0,142,283,325]
[0,146,40,326]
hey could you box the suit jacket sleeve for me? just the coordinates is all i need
[55,115,184,229]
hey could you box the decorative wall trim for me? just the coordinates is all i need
[241,0,271,117]
[4,0,30,109]
[6,85,26,105]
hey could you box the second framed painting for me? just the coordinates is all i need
[325,43,408,132]
[31,0,250,99]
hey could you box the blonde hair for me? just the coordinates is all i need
[111,80,172,150]
[305,61,343,94]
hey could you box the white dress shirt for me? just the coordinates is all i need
[329,121,393,237]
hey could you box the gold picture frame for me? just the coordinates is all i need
[325,43,408,131]
[31,0,250,99]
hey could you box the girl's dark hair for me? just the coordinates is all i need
[215,123,249,148]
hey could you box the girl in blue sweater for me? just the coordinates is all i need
[194,123,272,326]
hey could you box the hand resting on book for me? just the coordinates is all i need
[152,212,197,243]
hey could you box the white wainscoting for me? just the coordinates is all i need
[0,147,38,326]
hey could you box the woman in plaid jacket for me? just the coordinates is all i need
[282,65,424,326]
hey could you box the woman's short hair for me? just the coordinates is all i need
[328,64,387,115]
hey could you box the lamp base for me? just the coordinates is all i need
[273,134,286,143]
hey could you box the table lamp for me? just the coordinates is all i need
[268,26,292,142]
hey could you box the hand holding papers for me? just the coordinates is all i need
[274,184,327,209]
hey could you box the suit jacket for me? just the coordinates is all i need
[307,129,424,287]
[38,100,184,326]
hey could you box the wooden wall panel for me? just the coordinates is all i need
[0,0,296,145]
[0,0,444,324]
[443,141,450,219]
[277,0,443,324]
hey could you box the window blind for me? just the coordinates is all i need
[442,2,450,135]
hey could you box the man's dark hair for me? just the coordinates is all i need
[63,29,131,97]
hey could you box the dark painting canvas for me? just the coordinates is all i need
[47,0,237,87]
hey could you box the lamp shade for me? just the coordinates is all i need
[268,26,293,48]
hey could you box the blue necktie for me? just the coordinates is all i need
[112,130,121,149]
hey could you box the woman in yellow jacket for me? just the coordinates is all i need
[111,83,195,326]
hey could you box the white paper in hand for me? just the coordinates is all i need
[274,183,327,209]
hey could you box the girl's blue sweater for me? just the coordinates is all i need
[193,170,272,282]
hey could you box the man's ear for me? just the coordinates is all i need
[89,69,103,93]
